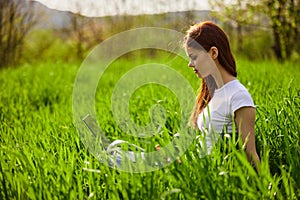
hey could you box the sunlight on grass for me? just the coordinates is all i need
[0,57,299,199]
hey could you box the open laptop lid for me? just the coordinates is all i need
[82,114,110,149]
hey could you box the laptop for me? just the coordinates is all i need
[82,114,145,164]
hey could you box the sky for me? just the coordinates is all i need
[31,0,211,17]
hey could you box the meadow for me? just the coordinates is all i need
[0,52,299,199]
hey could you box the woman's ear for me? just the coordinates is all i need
[209,46,218,60]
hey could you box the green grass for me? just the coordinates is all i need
[0,54,299,199]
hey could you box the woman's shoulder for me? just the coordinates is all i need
[215,79,249,96]
[227,79,247,90]
[227,80,255,112]
[225,79,251,94]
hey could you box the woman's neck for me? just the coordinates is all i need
[211,62,236,88]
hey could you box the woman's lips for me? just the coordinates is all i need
[193,68,201,77]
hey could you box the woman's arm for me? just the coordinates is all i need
[234,107,260,172]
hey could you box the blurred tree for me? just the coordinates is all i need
[265,0,300,60]
[69,12,87,61]
[0,0,36,67]
[68,14,103,61]
[57,3,103,61]
[209,0,263,52]
[209,0,300,60]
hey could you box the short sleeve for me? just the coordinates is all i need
[230,90,255,113]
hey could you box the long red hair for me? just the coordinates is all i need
[184,21,237,128]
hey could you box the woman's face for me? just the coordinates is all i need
[186,46,213,78]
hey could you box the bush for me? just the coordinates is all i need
[22,29,77,64]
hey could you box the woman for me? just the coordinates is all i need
[184,21,260,170]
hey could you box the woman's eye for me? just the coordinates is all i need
[191,56,197,60]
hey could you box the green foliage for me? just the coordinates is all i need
[21,9,298,65]
[0,56,299,199]
[266,0,300,60]
[231,28,274,60]
[23,30,78,64]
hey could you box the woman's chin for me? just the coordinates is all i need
[196,73,203,78]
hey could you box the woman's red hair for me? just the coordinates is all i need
[184,21,237,128]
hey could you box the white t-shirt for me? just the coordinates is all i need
[197,79,255,153]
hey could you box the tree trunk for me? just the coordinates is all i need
[236,24,243,52]
[272,26,283,60]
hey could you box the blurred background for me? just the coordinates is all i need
[0,0,299,68]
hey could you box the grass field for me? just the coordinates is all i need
[0,53,299,199]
